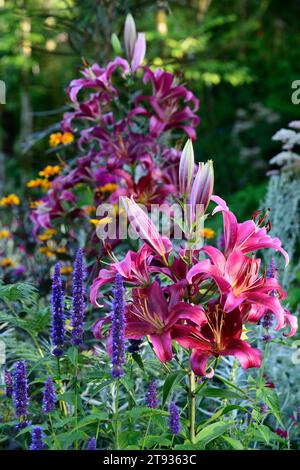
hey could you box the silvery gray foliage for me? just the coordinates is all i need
[264,121,300,290]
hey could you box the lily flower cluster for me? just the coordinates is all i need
[92,140,297,377]
[30,14,199,259]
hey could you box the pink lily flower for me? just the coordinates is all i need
[246,305,298,337]
[122,196,172,258]
[211,196,289,265]
[172,303,262,377]
[90,243,153,306]
[126,281,207,362]
[187,248,286,330]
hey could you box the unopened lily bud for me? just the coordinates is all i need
[124,14,136,60]
[179,139,194,196]
[190,160,214,214]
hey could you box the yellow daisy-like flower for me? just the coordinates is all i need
[0,230,10,239]
[0,194,20,207]
[61,132,74,145]
[202,228,215,239]
[38,165,61,179]
[27,178,52,190]
[60,265,73,275]
[90,216,113,226]
[1,257,14,268]
[49,132,62,147]
[38,228,57,242]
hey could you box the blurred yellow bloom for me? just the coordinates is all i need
[60,265,73,275]
[61,132,74,145]
[100,183,118,193]
[39,165,61,178]
[202,228,215,239]
[27,178,52,190]
[49,132,62,147]
[84,205,96,215]
[30,200,43,209]
[1,258,14,268]
[0,194,20,206]
[90,217,113,226]
[0,230,10,239]
[56,246,67,254]
[38,228,57,242]
[39,246,56,258]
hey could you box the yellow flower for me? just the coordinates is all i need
[56,246,67,254]
[90,216,113,226]
[38,228,57,242]
[27,178,52,190]
[39,246,56,258]
[60,265,73,275]
[49,132,62,147]
[0,194,20,206]
[38,165,61,178]
[1,258,14,267]
[99,183,118,193]
[61,132,74,145]
[84,205,96,215]
[0,230,10,239]
[30,200,43,209]
[202,228,215,239]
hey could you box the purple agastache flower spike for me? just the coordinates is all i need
[51,263,65,356]
[71,249,86,346]
[43,376,56,413]
[266,258,277,278]
[146,379,158,409]
[261,333,273,343]
[262,312,274,329]
[13,361,29,418]
[86,437,97,450]
[111,273,126,378]
[4,369,13,398]
[30,426,45,450]
[260,402,268,415]
[169,402,180,435]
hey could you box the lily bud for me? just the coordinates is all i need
[190,160,214,214]
[179,139,194,196]
[124,14,136,60]
[131,33,146,72]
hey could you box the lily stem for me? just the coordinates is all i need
[189,370,196,445]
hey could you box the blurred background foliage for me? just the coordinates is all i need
[0,0,300,217]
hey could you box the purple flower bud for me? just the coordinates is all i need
[189,160,214,214]
[4,369,13,398]
[86,437,97,450]
[179,139,194,195]
[146,379,158,409]
[260,402,268,415]
[111,274,126,378]
[51,263,65,356]
[30,426,45,450]
[261,334,273,343]
[124,14,136,60]
[262,312,274,329]
[71,249,86,346]
[43,376,56,413]
[13,361,29,418]
[169,402,180,435]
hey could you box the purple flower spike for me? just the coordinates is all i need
[146,379,158,409]
[51,263,65,356]
[111,273,126,378]
[169,402,180,435]
[86,437,97,450]
[43,376,56,413]
[4,369,13,398]
[266,258,277,278]
[71,248,86,346]
[262,312,274,329]
[30,426,45,450]
[13,361,29,418]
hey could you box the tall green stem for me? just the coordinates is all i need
[114,379,120,450]
[74,347,79,450]
[189,370,196,444]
